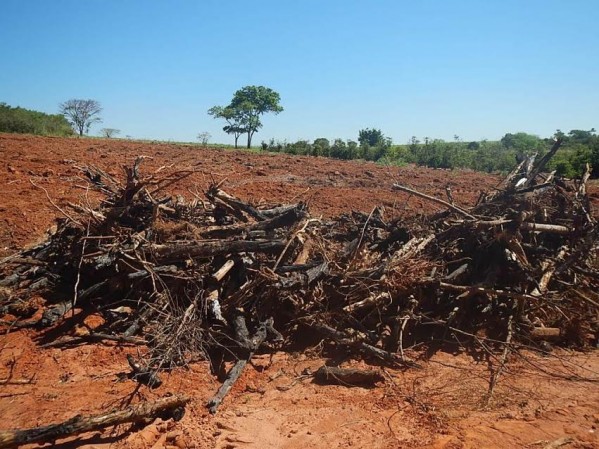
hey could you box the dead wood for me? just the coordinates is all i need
[344,292,391,314]
[207,187,267,221]
[39,333,147,349]
[127,354,162,388]
[312,323,420,368]
[199,204,305,238]
[313,365,385,386]
[212,259,235,282]
[438,282,540,303]
[2,148,598,410]
[522,139,562,188]
[392,183,476,219]
[40,300,73,327]
[529,327,561,340]
[146,239,286,262]
[207,317,272,414]
[0,395,189,449]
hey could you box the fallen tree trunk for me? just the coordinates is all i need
[0,395,189,449]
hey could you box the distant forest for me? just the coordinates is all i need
[0,103,73,136]
[262,128,599,178]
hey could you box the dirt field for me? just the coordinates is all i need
[1,134,598,449]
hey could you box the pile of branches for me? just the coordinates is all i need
[1,141,598,408]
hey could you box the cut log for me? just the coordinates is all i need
[0,395,189,449]
[530,327,561,340]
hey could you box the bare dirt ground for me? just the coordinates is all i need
[1,134,598,449]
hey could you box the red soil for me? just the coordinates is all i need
[0,134,597,449]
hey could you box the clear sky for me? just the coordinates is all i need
[1,0,597,144]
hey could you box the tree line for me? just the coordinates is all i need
[260,129,599,177]
[0,99,122,139]
[2,87,597,179]
[0,103,73,136]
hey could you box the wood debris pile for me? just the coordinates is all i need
[1,140,598,412]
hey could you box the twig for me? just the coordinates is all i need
[29,179,82,226]
[438,282,540,302]
[312,322,420,368]
[485,312,514,406]
[40,333,147,349]
[392,183,476,219]
[349,206,377,264]
[72,219,90,308]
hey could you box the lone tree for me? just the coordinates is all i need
[210,86,283,148]
[59,99,102,136]
[197,131,211,146]
[208,106,247,149]
[100,128,120,138]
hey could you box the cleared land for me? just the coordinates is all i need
[0,134,597,449]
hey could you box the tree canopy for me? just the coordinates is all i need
[259,128,598,178]
[0,102,73,136]
[209,86,283,148]
[207,106,247,149]
[358,128,392,160]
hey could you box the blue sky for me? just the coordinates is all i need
[1,0,597,144]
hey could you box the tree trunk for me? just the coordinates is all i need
[234,135,239,149]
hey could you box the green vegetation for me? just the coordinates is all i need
[0,102,73,136]
[3,98,596,179]
[261,128,599,177]
[209,85,283,149]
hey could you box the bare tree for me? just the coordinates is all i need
[100,128,120,138]
[59,99,102,136]
[197,132,211,147]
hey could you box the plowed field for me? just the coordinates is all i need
[1,134,597,449]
